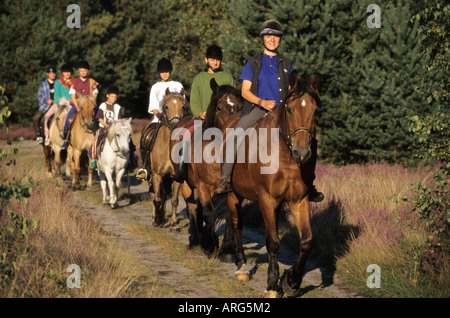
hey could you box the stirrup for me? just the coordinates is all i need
[136,168,148,181]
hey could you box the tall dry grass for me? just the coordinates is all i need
[309,162,449,297]
[0,140,175,298]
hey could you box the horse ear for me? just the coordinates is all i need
[165,87,171,96]
[310,74,321,92]
[289,70,299,91]
[235,83,242,92]
[210,78,220,93]
[179,88,185,96]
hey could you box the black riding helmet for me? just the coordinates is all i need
[78,60,90,70]
[157,58,173,73]
[205,44,223,61]
[61,63,73,73]
[106,85,119,95]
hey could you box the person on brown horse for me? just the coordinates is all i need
[169,44,235,183]
[215,20,323,202]
[61,60,99,149]
[136,58,185,181]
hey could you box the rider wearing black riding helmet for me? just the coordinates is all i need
[215,19,323,202]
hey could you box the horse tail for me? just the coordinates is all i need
[204,193,236,261]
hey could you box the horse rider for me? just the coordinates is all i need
[34,65,57,144]
[169,44,235,183]
[214,20,324,202]
[89,85,137,170]
[136,58,185,181]
[61,60,99,149]
[43,63,74,146]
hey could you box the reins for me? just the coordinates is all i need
[268,93,313,154]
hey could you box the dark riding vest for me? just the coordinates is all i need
[241,51,293,116]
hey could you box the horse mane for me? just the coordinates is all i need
[107,118,132,145]
[203,84,241,130]
[57,97,72,115]
[78,95,97,108]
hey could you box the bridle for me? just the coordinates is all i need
[79,105,96,133]
[161,97,185,130]
[268,93,313,153]
[110,126,130,159]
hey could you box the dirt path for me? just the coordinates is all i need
[74,177,363,298]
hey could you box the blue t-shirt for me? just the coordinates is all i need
[240,53,294,107]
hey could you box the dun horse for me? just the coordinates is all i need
[170,79,242,256]
[48,97,72,178]
[215,72,321,297]
[140,88,185,226]
[67,95,97,190]
[97,118,133,208]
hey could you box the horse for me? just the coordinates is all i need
[96,118,133,208]
[169,78,242,257]
[66,95,97,190]
[48,97,72,178]
[39,116,54,178]
[215,71,322,297]
[140,88,185,226]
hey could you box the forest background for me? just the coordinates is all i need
[0,0,448,166]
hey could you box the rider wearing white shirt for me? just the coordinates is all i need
[148,58,184,123]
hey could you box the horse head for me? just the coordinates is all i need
[107,117,132,158]
[161,88,185,130]
[78,95,97,131]
[203,78,243,130]
[280,71,321,164]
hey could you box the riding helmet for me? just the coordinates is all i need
[47,65,57,73]
[157,58,173,73]
[61,63,73,73]
[106,85,119,95]
[260,20,283,37]
[78,60,90,70]
[205,44,223,61]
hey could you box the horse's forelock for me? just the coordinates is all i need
[161,92,185,109]
[107,119,132,144]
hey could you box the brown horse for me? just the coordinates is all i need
[169,78,242,256]
[39,118,54,178]
[67,95,97,190]
[216,72,321,297]
[48,98,72,178]
[140,88,186,227]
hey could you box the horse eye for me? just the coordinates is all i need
[217,107,222,112]
[286,107,293,114]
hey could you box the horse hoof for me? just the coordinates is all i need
[282,270,300,297]
[235,271,250,282]
[264,290,280,298]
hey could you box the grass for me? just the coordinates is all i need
[0,139,176,298]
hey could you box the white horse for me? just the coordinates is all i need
[96,118,133,208]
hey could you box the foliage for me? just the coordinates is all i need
[0,85,35,286]
[407,0,449,273]
[0,0,441,165]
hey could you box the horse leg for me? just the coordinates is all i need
[152,173,165,226]
[283,198,313,297]
[181,183,202,250]
[44,145,54,178]
[228,192,248,280]
[105,168,116,208]
[54,148,62,178]
[169,181,180,227]
[198,184,218,255]
[99,171,108,204]
[72,148,82,190]
[87,167,93,188]
[259,194,281,298]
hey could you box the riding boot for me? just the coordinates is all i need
[169,139,189,183]
[301,138,324,203]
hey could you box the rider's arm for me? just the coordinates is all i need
[241,79,276,111]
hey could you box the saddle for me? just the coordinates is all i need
[140,122,161,169]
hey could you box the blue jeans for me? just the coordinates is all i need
[63,106,77,139]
